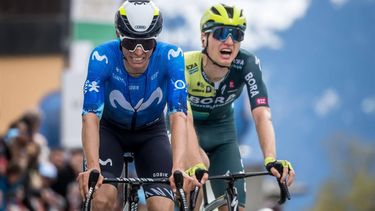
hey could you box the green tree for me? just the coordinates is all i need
[311,135,375,211]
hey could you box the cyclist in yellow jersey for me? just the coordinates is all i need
[184,4,295,210]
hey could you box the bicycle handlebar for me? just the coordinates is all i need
[207,171,270,180]
[83,170,193,211]
[82,170,100,211]
[103,177,170,184]
[190,169,208,209]
[88,170,100,188]
[277,178,291,204]
[84,169,290,211]
[201,170,290,205]
[173,171,189,211]
[104,171,191,210]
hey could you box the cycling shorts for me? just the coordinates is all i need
[195,116,246,207]
[99,116,174,201]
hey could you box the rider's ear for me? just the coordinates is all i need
[201,33,206,48]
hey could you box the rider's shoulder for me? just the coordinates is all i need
[184,51,201,58]
[236,48,258,62]
[155,41,183,54]
[184,51,201,64]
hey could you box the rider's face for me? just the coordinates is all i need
[121,38,155,73]
[122,44,154,73]
[203,28,241,67]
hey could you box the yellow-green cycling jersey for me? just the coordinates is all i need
[184,49,270,207]
[185,49,269,122]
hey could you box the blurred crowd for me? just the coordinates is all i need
[0,110,83,211]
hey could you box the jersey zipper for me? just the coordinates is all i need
[202,69,230,119]
[126,71,148,131]
[131,110,137,130]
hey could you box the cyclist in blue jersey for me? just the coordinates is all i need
[76,1,201,210]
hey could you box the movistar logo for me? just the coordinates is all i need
[109,87,163,111]
[99,158,112,166]
[92,51,108,64]
[168,48,183,60]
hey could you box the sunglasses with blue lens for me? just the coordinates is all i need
[209,27,245,42]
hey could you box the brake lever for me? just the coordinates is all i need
[173,171,188,211]
[190,168,208,209]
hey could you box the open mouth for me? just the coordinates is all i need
[129,56,146,64]
[220,48,232,56]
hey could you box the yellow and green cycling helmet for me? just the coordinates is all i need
[200,3,246,32]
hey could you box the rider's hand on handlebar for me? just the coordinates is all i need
[169,168,194,193]
[77,168,104,200]
[185,162,209,186]
[264,157,295,186]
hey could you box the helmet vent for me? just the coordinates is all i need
[129,0,150,3]
[224,6,234,19]
[147,16,157,31]
[210,7,220,15]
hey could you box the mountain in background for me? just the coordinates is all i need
[65,0,374,210]
[239,0,375,210]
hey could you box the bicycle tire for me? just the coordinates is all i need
[202,195,227,211]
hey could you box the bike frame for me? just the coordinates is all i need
[201,176,241,211]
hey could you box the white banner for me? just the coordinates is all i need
[72,0,122,23]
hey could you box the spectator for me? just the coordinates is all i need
[5,162,27,210]
[7,119,40,171]
[50,147,75,198]
[65,148,84,211]
[37,161,66,211]
[20,109,50,163]
[0,137,10,210]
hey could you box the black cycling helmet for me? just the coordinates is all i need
[115,0,163,39]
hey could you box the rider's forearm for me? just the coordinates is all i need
[186,113,205,167]
[82,113,101,171]
[169,112,188,170]
[253,107,276,159]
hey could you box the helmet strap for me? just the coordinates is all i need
[202,33,231,69]
[119,42,127,61]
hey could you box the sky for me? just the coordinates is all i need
[157,0,311,51]
[155,0,375,210]
[67,0,375,210]
[231,0,375,210]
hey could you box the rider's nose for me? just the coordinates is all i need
[134,46,144,55]
[224,35,234,45]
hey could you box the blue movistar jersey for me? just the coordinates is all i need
[82,40,187,129]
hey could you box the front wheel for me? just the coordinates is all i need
[202,195,227,211]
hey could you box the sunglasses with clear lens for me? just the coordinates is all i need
[210,27,245,42]
[120,37,156,52]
